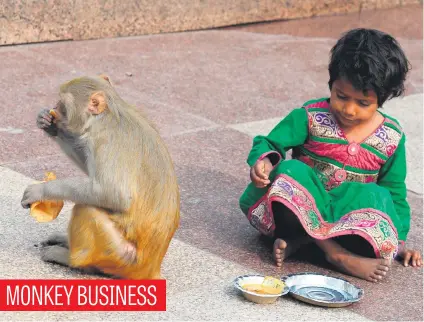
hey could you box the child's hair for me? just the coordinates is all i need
[328,28,410,106]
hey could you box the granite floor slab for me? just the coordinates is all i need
[0,4,422,321]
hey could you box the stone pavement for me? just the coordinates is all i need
[0,4,422,321]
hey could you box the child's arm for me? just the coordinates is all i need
[377,133,410,243]
[377,133,421,267]
[246,107,309,169]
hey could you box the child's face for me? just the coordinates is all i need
[329,78,379,129]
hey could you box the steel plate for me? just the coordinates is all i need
[282,273,364,308]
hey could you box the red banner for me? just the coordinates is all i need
[0,279,166,311]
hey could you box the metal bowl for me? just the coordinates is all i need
[234,274,290,304]
[282,273,364,308]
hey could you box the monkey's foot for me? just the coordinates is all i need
[41,233,69,249]
[40,245,70,266]
[118,243,137,264]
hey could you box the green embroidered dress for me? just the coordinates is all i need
[239,97,410,259]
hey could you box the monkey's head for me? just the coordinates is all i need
[53,75,117,134]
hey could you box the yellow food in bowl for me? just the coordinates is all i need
[242,276,285,295]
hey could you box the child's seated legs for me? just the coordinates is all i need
[272,196,392,282]
[272,201,311,267]
[240,158,399,282]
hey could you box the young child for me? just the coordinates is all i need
[239,28,422,283]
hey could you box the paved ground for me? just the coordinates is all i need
[0,4,422,321]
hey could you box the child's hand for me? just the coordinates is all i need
[250,157,273,188]
[397,245,422,267]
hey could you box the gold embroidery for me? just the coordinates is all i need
[363,125,402,158]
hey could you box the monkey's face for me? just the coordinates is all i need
[54,92,91,134]
[56,76,112,134]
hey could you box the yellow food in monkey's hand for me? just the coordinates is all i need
[242,276,286,295]
[49,109,57,118]
[49,109,58,123]
[30,172,64,223]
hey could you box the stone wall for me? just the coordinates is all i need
[0,0,421,46]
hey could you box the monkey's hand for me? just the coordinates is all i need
[37,109,58,136]
[21,183,45,209]
[24,177,129,213]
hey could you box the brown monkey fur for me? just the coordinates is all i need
[21,75,180,279]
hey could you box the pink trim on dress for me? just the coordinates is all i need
[258,151,282,168]
[247,196,276,235]
[340,208,398,239]
[304,100,330,110]
[303,141,385,171]
[247,173,399,259]
[267,194,382,258]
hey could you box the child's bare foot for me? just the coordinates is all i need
[273,236,310,267]
[273,239,288,267]
[326,250,391,283]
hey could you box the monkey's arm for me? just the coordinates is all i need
[56,130,88,174]
[37,109,86,167]
[37,109,87,173]
[21,178,130,213]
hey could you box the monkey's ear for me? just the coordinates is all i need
[99,74,111,84]
[88,91,107,115]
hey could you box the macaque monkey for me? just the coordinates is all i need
[21,75,180,279]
